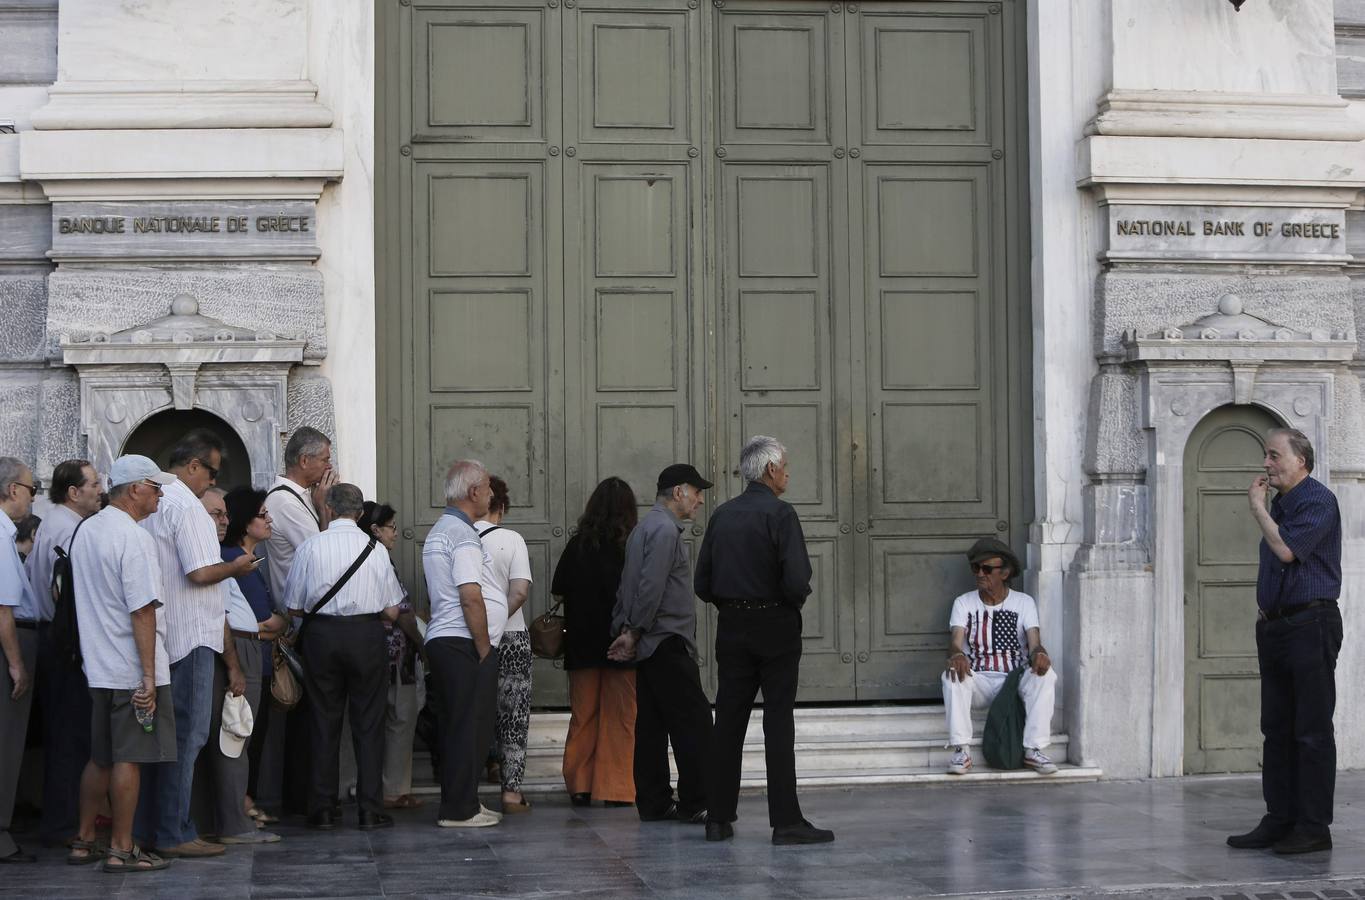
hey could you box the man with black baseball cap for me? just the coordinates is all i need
[608,463,713,824]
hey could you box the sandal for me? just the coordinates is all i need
[383,794,425,809]
[247,806,279,825]
[502,795,532,814]
[66,838,104,865]
[103,845,170,873]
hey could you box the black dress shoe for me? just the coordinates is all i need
[0,848,36,864]
[1272,829,1332,854]
[603,800,634,808]
[676,807,708,825]
[705,821,734,842]
[772,819,835,845]
[358,811,394,831]
[639,802,678,822]
[569,793,592,807]
[306,809,338,831]
[1226,818,1291,849]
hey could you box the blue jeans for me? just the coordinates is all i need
[135,646,214,847]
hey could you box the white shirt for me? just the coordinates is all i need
[1,513,38,622]
[24,503,84,622]
[283,518,404,616]
[424,509,493,643]
[263,476,320,611]
[141,478,225,663]
[71,505,171,689]
[475,520,533,633]
[225,578,260,633]
[948,589,1040,675]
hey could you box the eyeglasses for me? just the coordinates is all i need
[209,509,229,520]
[254,510,272,520]
[139,480,165,493]
[970,562,1006,575]
[195,459,220,481]
[11,481,36,498]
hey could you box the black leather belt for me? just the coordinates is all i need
[314,613,380,622]
[721,599,783,611]
[1259,599,1334,622]
[230,628,261,640]
[14,619,38,630]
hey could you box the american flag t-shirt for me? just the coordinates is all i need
[964,607,1023,672]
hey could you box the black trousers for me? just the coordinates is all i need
[707,605,802,828]
[36,623,91,842]
[302,616,388,816]
[426,637,498,822]
[634,635,712,819]
[1257,602,1343,836]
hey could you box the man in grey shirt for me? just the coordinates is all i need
[609,464,714,824]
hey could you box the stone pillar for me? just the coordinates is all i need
[17,0,344,483]
[1069,0,1365,777]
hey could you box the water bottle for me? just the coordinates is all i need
[133,688,155,733]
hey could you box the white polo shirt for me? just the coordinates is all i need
[24,503,84,623]
[263,476,320,611]
[140,477,225,663]
[424,508,508,644]
[71,505,171,689]
[283,518,405,617]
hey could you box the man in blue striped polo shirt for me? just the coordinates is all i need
[1228,428,1342,855]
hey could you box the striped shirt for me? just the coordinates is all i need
[1,513,37,621]
[948,589,1039,674]
[283,518,404,616]
[423,508,492,642]
[71,505,171,689]
[140,477,225,663]
[24,503,84,622]
[263,476,320,612]
[1257,475,1342,611]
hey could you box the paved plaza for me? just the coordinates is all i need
[2,773,1363,899]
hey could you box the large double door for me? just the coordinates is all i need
[379,0,1029,705]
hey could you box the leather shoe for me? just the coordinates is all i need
[306,809,339,831]
[1226,818,1290,849]
[569,793,592,807]
[1272,829,1332,854]
[705,821,734,842]
[676,807,708,825]
[639,802,678,822]
[357,811,394,831]
[772,819,835,845]
[0,847,36,864]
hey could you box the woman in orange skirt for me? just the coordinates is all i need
[554,477,638,807]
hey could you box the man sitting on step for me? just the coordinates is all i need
[941,537,1058,776]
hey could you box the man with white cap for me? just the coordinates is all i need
[65,455,178,872]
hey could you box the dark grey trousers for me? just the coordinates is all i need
[0,626,38,858]
[192,637,263,838]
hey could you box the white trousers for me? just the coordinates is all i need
[941,667,1058,750]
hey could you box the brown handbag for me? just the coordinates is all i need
[270,639,302,709]
[529,598,566,660]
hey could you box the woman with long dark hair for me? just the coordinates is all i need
[554,476,638,807]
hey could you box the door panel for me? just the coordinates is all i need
[1182,405,1277,774]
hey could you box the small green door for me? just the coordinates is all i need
[1182,405,1279,774]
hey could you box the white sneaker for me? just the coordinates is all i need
[947,746,972,775]
[437,810,500,828]
[480,804,504,822]
[1023,747,1058,775]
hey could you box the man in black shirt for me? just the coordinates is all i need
[695,436,833,845]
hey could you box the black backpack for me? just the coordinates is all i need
[48,516,90,670]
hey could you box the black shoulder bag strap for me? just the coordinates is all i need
[477,525,503,539]
[267,484,321,528]
[297,538,378,642]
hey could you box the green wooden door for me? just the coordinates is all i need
[1182,405,1277,774]
[379,0,1028,705]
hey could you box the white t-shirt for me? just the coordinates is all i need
[475,521,534,633]
[263,476,320,611]
[424,510,506,645]
[948,589,1039,674]
[25,503,84,622]
[71,505,172,689]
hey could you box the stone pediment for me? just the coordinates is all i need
[61,293,304,362]
[1122,294,1355,364]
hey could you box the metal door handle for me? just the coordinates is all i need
[691,525,703,536]
[839,524,851,534]
[841,652,852,664]
[857,651,869,663]
[855,522,867,533]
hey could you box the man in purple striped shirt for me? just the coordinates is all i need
[1229,428,1342,856]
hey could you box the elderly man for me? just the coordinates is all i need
[0,457,39,865]
[697,436,831,846]
[608,464,714,826]
[942,537,1057,777]
[423,459,507,828]
[67,455,178,872]
[1228,429,1342,856]
[25,458,102,845]
[134,430,256,859]
[285,483,403,831]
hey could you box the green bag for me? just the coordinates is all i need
[981,666,1027,769]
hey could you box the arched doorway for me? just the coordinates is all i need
[121,408,253,491]
[1181,404,1282,774]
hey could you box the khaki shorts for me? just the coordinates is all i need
[89,685,177,767]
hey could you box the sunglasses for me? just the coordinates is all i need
[195,459,220,481]
[970,562,1007,575]
[11,481,37,499]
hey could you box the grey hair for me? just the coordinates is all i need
[738,435,786,483]
[284,426,331,469]
[1269,427,1315,473]
[326,483,365,519]
[205,486,226,498]
[0,457,28,495]
[444,459,487,504]
[107,483,135,503]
